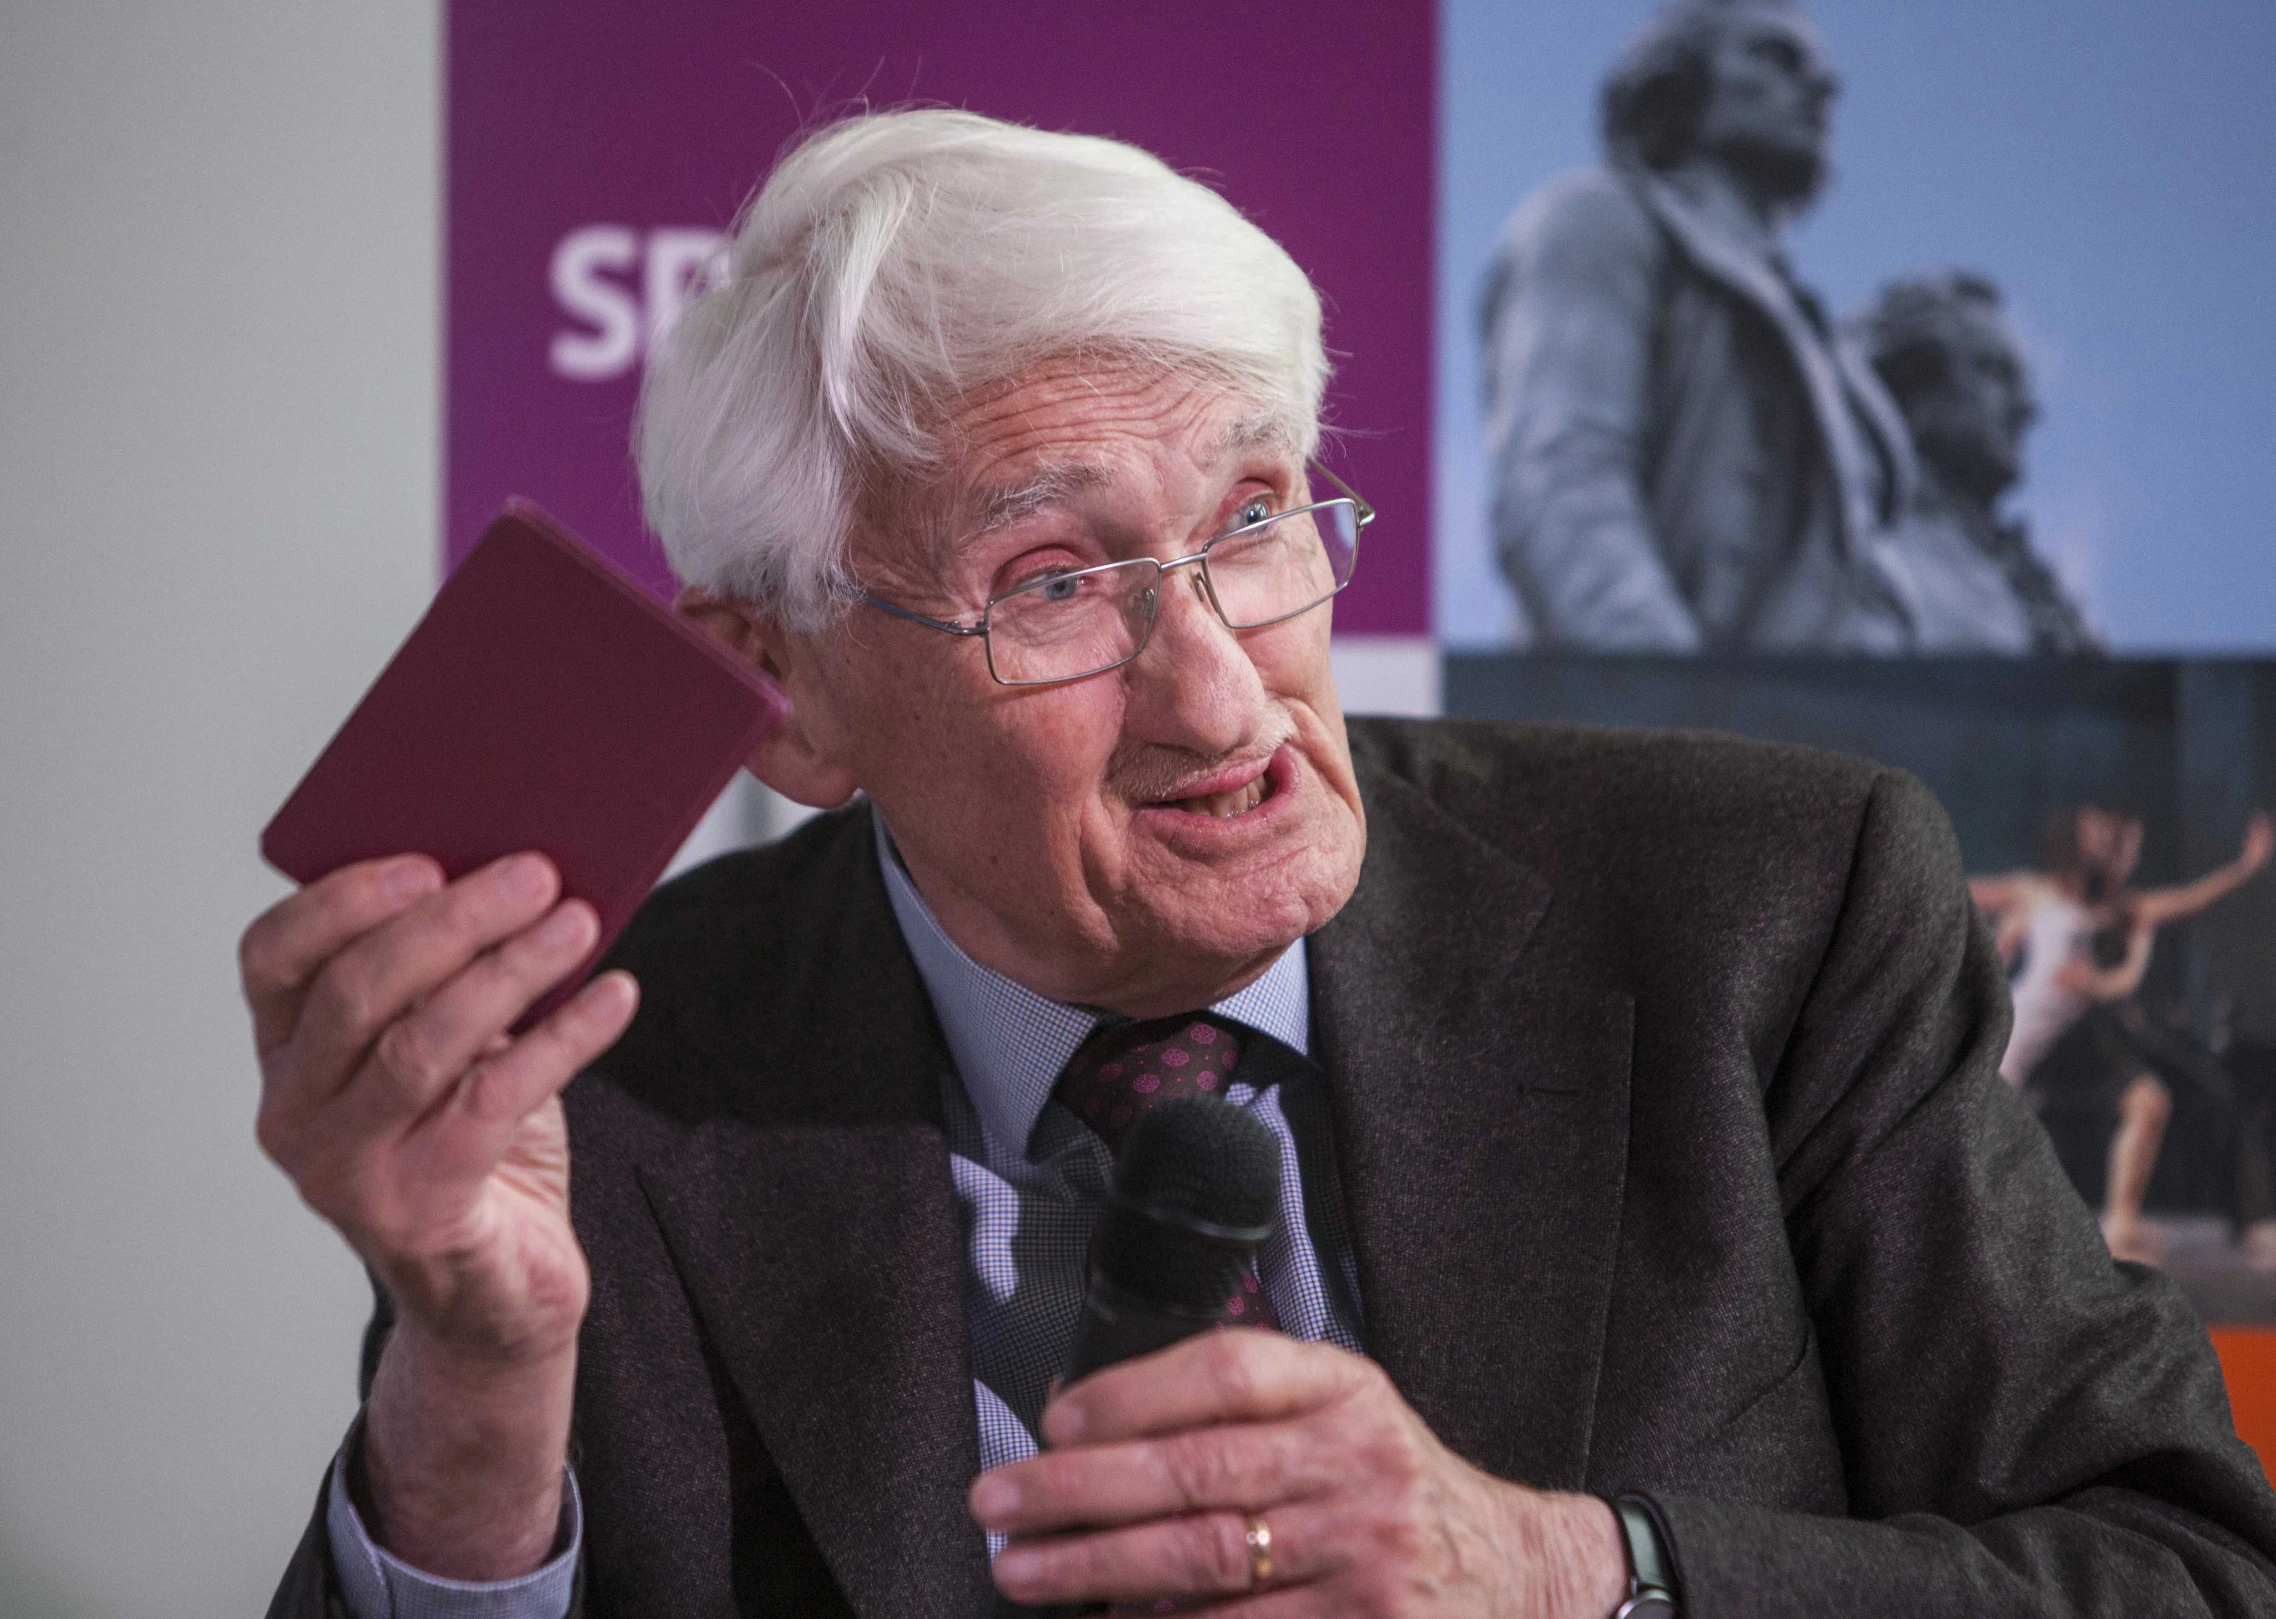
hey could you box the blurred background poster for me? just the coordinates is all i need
[1437,0,2276,657]
[446,0,1437,717]
[1433,0,2276,1325]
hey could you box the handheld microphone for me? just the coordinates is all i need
[1062,1094,1281,1382]
[994,1097,1280,1619]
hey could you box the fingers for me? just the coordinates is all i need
[288,854,563,1092]
[993,1511,1252,1606]
[972,1418,1327,1536]
[419,972,640,1178]
[461,971,637,1124]
[241,856,443,1052]
[981,1339,1529,1615]
[990,1499,1336,1609]
[1041,1328,1366,1448]
[331,896,603,1142]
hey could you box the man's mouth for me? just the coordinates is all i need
[1137,749,1292,822]
[1172,778,1270,819]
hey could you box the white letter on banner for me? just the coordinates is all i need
[549,225,641,381]
[645,229,726,355]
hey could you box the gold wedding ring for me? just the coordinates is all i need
[1243,1512,1275,1589]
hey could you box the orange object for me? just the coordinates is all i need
[2210,1327,2276,1478]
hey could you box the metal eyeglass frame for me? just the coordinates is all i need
[856,460,1375,687]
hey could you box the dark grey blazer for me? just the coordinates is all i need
[271,718,2276,1617]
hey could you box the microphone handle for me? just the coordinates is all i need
[992,1281,1236,1619]
[1062,1275,1227,1385]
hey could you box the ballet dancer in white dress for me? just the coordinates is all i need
[1973,807,2270,1264]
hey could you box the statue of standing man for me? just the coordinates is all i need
[1482,0,1920,652]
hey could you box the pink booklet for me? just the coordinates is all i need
[262,500,784,1025]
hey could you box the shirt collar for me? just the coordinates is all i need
[872,813,1310,1158]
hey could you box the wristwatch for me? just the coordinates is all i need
[1607,1493,1679,1619]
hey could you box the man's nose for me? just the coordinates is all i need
[1120,564,1264,755]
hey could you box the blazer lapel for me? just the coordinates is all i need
[1311,760,1635,1490]
[632,811,993,1618]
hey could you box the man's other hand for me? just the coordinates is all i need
[241,852,638,1577]
[969,1331,1628,1616]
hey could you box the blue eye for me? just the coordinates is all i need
[1236,498,1274,528]
[1037,573,1082,603]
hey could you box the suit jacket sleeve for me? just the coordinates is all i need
[265,1283,590,1619]
[1652,769,2276,1616]
[1482,174,1702,651]
[265,1475,350,1619]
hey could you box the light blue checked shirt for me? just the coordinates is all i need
[324,821,1366,1615]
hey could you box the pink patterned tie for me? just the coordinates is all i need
[1053,1015,1279,1330]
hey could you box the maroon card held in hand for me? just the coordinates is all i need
[262,500,785,1027]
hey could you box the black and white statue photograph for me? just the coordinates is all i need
[1441,0,2269,660]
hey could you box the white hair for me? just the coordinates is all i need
[635,109,1329,630]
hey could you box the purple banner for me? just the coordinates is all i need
[447,1,1435,636]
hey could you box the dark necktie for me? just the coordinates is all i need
[1053,1014,1279,1329]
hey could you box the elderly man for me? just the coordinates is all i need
[1481,0,1919,652]
[1855,271,2100,655]
[249,111,2275,1618]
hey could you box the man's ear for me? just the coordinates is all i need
[675,587,862,810]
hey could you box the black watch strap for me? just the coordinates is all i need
[1608,1493,1678,1619]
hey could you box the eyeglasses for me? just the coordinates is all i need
[858,463,1372,686]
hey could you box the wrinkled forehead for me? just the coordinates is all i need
[947,364,1290,494]
[867,362,1299,575]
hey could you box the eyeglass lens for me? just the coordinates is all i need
[983,500,1360,685]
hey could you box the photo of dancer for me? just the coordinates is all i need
[1973,810,2273,1265]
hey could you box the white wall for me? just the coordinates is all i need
[0,5,442,1613]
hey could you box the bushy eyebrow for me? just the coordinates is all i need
[1210,411,1289,461]
[961,462,1110,537]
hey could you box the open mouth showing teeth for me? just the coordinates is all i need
[1168,777,1270,819]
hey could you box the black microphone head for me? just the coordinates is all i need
[1092,1096,1281,1316]
[1115,1094,1281,1230]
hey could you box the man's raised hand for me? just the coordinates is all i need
[241,851,637,1577]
